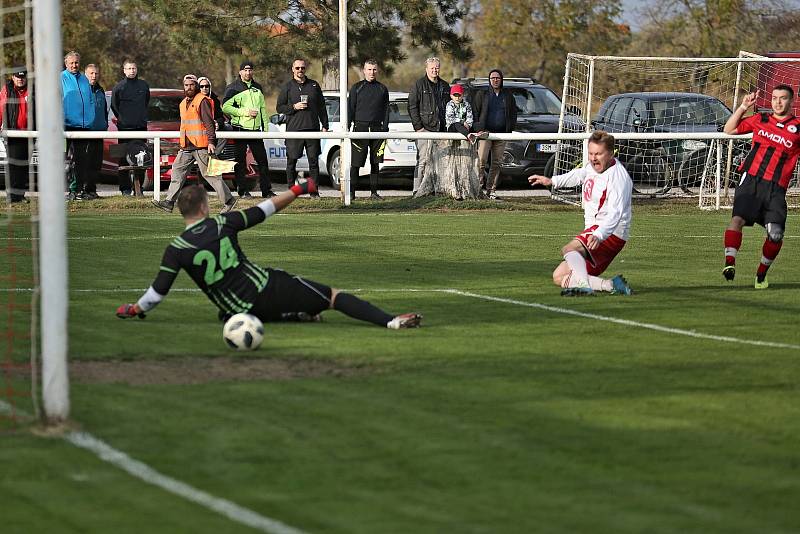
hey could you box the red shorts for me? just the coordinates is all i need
[575,226,627,276]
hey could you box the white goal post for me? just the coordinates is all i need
[556,52,800,209]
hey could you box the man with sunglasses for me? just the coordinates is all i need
[276,58,328,198]
[221,61,275,199]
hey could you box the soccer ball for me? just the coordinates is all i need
[223,313,264,351]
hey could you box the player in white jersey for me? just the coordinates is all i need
[529,131,634,296]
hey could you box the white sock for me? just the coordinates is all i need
[588,276,613,292]
[563,251,589,287]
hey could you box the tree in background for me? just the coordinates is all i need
[470,0,630,93]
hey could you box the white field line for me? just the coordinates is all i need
[4,233,799,240]
[442,289,800,351]
[0,400,306,534]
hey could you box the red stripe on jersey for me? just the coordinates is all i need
[736,113,800,189]
[594,186,607,219]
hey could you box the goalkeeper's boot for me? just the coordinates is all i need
[755,274,769,290]
[152,199,174,213]
[722,264,736,281]
[387,313,422,329]
[218,310,233,323]
[610,274,633,295]
[280,311,323,322]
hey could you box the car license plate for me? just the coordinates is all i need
[31,156,38,165]
[537,143,557,153]
[408,144,416,152]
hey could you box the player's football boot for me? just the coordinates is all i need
[387,313,422,329]
[610,274,633,295]
[754,275,769,290]
[722,265,736,281]
[220,197,238,214]
[560,286,595,297]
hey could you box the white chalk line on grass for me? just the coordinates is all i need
[441,289,800,351]
[0,400,306,534]
[3,286,798,349]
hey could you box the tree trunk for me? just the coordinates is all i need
[322,55,339,90]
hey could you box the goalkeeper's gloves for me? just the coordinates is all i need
[116,303,146,319]
[290,177,318,197]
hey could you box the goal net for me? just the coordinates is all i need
[556,53,800,209]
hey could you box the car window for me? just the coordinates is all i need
[389,100,410,123]
[608,97,632,124]
[652,97,731,125]
[325,98,340,122]
[148,95,183,122]
[509,87,562,115]
[628,98,647,124]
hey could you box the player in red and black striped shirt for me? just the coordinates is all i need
[722,85,800,289]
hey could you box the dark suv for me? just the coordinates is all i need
[452,77,584,184]
[592,92,736,193]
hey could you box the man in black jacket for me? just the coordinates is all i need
[276,58,328,198]
[408,57,450,194]
[348,59,389,201]
[111,59,150,195]
[0,69,32,203]
[472,69,517,199]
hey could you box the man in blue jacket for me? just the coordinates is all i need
[61,51,95,201]
[84,64,108,200]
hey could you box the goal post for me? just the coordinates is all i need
[557,53,800,209]
[34,0,69,422]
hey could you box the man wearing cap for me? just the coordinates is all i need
[0,69,33,203]
[221,61,275,199]
[152,75,237,214]
[84,64,108,200]
[276,58,328,199]
[111,59,150,195]
[408,57,450,195]
[472,69,517,199]
[61,51,95,201]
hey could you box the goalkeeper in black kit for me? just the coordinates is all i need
[116,180,422,329]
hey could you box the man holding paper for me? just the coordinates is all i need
[152,74,237,214]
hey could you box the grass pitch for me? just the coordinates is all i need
[2,198,799,533]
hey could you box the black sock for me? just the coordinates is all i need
[369,173,378,194]
[333,293,393,327]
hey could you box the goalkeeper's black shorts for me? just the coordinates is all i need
[732,173,787,227]
[249,268,331,321]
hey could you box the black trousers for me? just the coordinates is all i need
[286,137,321,185]
[117,131,146,192]
[6,137,30,197]
[232,126,272,195]
[66,127,93,194]
[86,139,104,194]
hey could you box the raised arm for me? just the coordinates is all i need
[724,91,758,135]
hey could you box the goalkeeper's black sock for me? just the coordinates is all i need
[333,292,393,327]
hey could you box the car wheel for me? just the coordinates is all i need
[628,150,672,196]
[675,148,708,191]
[544,154,556,177]
[328,148,340,188]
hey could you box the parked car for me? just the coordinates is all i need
[452,77,584,185]
[591,92,737,193]
[268,91,416,186]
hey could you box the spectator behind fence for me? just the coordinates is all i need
[61,51,96,201]
[198,76,230,153]
[472,69,517,200]
[84,64,108,200]
[111,59,150,196]
[221,61,275,199]
[0,68,33,203]
[151,74,236,215]
[348,59,389,201]
[445,84,485,144]
[408,57,450,195]
[276,57,327,199]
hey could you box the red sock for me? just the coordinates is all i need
[757,239,782,277]
[724,229,742,266]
